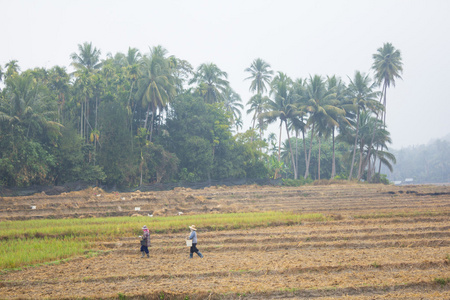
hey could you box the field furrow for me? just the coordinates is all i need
[1,184,449,299]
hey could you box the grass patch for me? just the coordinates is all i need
[434,277,450,286]
[0,211,326,270]
[371,262,381,268]
[0,237,88,269]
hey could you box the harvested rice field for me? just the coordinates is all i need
[0,183,449,299]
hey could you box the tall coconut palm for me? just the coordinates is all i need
[326,76,349,179]
[233,116,243,133]
[345,71,381,180]
[354,111,394,180]
[369,43,402,180]
[48,66,70,123]
[245,58,273,138]
[167,56,193,94]
[303,75,340,179]
[259,72,300,179]
[126,47,142,66]
[290,78,308,177]
[4,60,20,80]
[5,72,61,139]
[372,42,403,125]
[71,42,103,145]
[246,93,270,136]
[189,63,229,103]
[73,68,95,141]
[244,58,273,95]
[136,46,176,141]
[70,42,102,72]
[222,86,243,126]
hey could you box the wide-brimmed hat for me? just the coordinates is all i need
[142,225,148,230]
[189,225,197,231]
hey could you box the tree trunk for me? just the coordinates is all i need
[149,106,156,142]
[143,103,150,136]
[304,124,315,179]
[80,100,83,139]
[357,140,364,180]
[302,129,307,178]
[367,83,386,182]
[274,122,283,179]
[331,127,336,178]
[128,81,135,151]
[295,130,299,179]
[348,110,360,180]
[284,120,297,179]
[318,136,321,181]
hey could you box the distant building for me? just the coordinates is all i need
[405,178,414,183]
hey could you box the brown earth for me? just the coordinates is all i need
[0,183,449,299]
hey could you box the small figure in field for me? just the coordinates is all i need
[187,225,203,258]
[140,225,150,258]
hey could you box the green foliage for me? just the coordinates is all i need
[368,173,390,185]
[434,277,450,286]
[97,100,133,187]
[54,123,106,184]
[0,43,403,189]
[282,177,313,186]
[165,94,267,181]
[371,262,381,268]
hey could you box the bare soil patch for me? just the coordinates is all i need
[1,183,449,299]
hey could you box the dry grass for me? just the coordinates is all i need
[0,183,449,299]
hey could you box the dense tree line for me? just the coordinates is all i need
[0,42,402,188]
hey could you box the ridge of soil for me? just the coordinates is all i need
[0,183,449,299]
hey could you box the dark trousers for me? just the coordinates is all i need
[190,243,199,254]
[140,245,149,254]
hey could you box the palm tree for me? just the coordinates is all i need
[73,68,95,141]
[136,46,176,141]
[244,58,273,95]
[5,60,20,80]
[126,47,142,66]
[233,116,243,133]
[48,66,70,123]
[246,93,270,135]
[326,76,349,179]
[289,78,309,178]
[70,42,102,72]
[260,72,300,179]
[372,42,403,125]
[70,42,103,144]
[4,72,61,139]
[167,56,193,94]
[345,71,381,180]
[353,111,394,180]
[303,75,339,179]
[189,63,229,103]
[370,43,402,180]
[222,86,243,126]
[245,58,273,139]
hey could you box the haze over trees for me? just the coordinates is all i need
[0,42,409,188]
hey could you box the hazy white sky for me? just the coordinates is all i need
[1,0,449,149]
